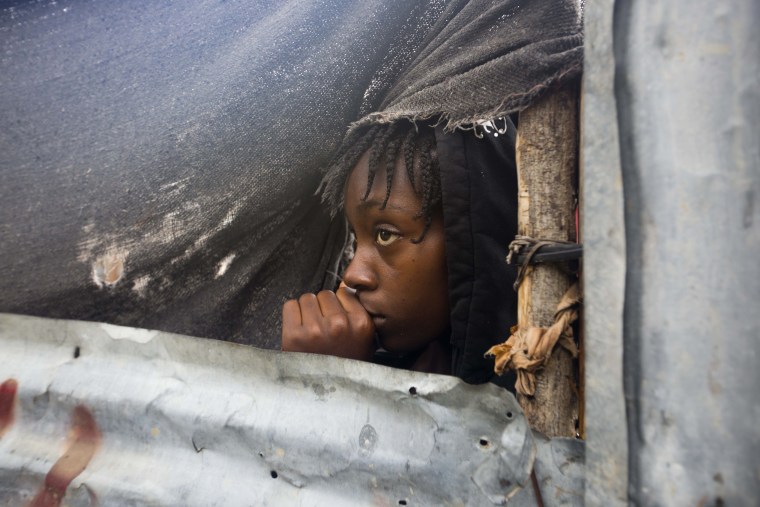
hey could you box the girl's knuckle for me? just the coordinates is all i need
[353,315,373,335]
[327,314,349,335]
[298,293,316,304]
[306,323,323,338]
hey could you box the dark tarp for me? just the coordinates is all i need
[0,0,581,350]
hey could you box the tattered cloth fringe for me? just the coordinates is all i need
[485,283,581,396]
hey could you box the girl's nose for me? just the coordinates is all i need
[342,247,378,291]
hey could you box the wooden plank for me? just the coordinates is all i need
[514,85,579,437]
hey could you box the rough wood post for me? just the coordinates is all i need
[515,85,579,437]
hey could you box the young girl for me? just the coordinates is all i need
[282,120,518,383]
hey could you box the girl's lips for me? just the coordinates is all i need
[357,297,383,322]
[366,311,386,328]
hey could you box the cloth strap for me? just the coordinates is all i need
[485,282,581,396]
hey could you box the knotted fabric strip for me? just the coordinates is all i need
[485,282,581,396]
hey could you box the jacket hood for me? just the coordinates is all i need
[436,121,519,385]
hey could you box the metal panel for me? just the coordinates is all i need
[0,313,535,506]
[581,0,629,504]
[614,0,760,505]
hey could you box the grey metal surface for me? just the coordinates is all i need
[0,313,535,506]
[509,434,585,507]
[580,0,629,505]
[615,0,760,505]
[531,435,584,506]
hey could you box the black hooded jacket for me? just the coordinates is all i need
[436,121,519,386]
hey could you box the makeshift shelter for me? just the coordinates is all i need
[2,0,758,505]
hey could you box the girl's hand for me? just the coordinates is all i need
[281,286,375,361]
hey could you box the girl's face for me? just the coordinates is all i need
[342,151,450,354]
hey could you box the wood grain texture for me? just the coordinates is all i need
[515,86,579,437]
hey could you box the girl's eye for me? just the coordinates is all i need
[375,229,400,246]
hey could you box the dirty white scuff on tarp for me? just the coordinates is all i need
[0,313,576,506]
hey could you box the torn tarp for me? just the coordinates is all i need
[0,0,582,348]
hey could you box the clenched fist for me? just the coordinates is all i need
[281,286,375,361]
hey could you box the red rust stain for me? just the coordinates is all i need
[0,378,18,437]
[27,405,101,507]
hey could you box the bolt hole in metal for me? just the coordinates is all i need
[408,386,417,396]
[73,346,81,359]
[270,470,278,479]
[479,438,490,448]
[398,500,408,505]
[506,411,513,419]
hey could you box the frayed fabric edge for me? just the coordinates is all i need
[349,62,582,134]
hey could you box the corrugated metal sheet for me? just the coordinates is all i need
[589,0,760,505]
[0,313,560,506]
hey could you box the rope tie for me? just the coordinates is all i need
[485,282,581,396]
[507,235,576,291]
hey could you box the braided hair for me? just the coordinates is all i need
[321,121,441,242]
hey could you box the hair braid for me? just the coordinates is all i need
[411,133,438,243]
[402,128,418,194]
[321,125,379,211]
[331,125,366,167]
[365,123,398,201]
[321,120,441,242]
[381,135,402,210]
